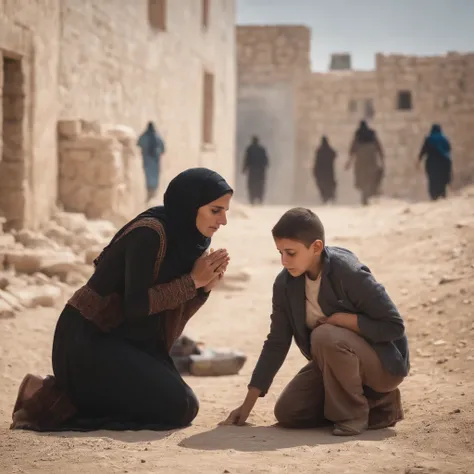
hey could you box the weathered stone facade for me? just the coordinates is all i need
[236,26,474,204]
[0,0,236,229]
[235,26,310,204]
[58,120,146,225]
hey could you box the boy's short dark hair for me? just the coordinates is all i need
[272,207,325,247]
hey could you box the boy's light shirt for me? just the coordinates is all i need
[304,273,327,330]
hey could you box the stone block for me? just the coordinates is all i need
[0,288,24,312]
[57,120,82,138]
[81,120,104,135]
[4,249,43,274]
[0,298,15,319]
[7,284,63,308]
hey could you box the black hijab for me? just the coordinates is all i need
[95,168,233,282]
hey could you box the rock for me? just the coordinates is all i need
[189,348,247,376]
[0,289,24,312]
[65,271,87,286]
[57,120,82,138]
[4,250,44,274]
[416,348,432,358]
[0,298,15,319]
[53,212,89,233]
[85,247,102,265]
[32,272,53,285]
[7,284,62,308]
[73,232,106,252]
[0,273,10,290]
[84,219,116,239]
[0,234,16,249]
[439,276,457,285]
[433,340,447,346]
[39,251,81,281]
[43,223,74,247]
[104,124,136,143]
[436,358,448,365]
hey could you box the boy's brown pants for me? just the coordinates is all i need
[274,324,404,430]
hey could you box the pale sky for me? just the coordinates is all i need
[237,0,474,71]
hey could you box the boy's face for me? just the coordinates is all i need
[274,238,324,277]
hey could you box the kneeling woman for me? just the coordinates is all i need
[11,168,232,432]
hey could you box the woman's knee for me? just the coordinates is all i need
[164,384,199,427]
[180,388,199,426]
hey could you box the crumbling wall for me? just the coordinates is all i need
[58,120,146,225]
[374,53,474,201]
[302,71,378,204]
[59,0,236,193]
[236,26,311,203]
[301,52,474,203]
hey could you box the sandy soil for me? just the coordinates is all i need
[1,191,474,474]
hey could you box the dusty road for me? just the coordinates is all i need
[1,191,474,474]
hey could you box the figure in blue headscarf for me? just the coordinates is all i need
[137,122,166,202]
[418,124,452,200]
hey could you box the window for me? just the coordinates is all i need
[364,99,374,119]
[397,90,412,110]
[202,71,214,145]
[348,99,357,113]
[149,0,166,31]
[202,0,210,29]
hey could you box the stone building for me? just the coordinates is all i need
[236,26,474,204]
[0,0,236,229]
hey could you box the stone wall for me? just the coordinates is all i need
[374,53,474,201]
[0,1,236,229]
[302,53,474,203]
[0,0,60,229]
[236,25,474,204]
[236,26,311,204]
[302,71,377,204]
[58,120,146,225]
[59,0,236,194]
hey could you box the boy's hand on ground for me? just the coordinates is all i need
[219,405,250,426]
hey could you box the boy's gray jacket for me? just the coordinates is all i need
[249,246,410,396]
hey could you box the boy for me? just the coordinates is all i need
[222,208,409,436]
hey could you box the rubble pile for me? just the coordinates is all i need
[0,211,117,318]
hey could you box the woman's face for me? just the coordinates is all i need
[195,193,232,237]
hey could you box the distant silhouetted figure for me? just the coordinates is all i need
[313,136,337,204]
[417,124,452,201]
[137,121,166,202]
[346,121,384,206]
[242,136,269,205]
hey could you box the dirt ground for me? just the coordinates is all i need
[1,190,474,474]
